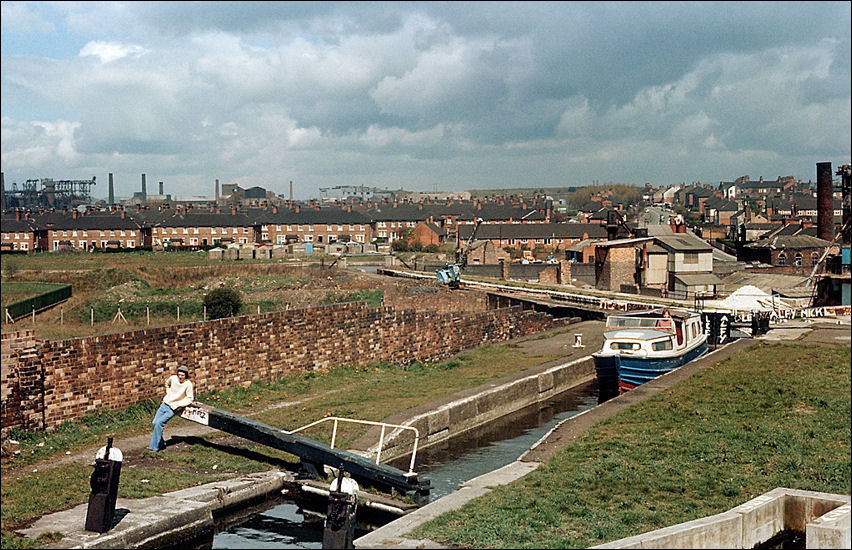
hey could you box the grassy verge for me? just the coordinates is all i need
[1,339,564,547]
[411,342,851,548]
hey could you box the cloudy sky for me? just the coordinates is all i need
[2,2,850,201]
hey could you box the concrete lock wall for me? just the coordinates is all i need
[592,488,851,549]
[1,302,564,437]
[356,355,595,462]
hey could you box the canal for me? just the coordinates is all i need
[208,379,600,549]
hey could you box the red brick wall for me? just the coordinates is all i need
[1,302,560,436]
[1,330,45,435]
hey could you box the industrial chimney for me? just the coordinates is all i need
[215,179,220,202]
[141,173,147,203]
[816,162,833,242]
[290,180,294,203]
[108,173,114,205]
[159,181,163,195]
[1,172,6,212]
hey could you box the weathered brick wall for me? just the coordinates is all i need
[2,302,561,435]
[599,246,636,291]
[382,285,487,313]
[1,330,45,436]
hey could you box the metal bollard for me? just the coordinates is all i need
[322,469,358,549]
[84,437,123,533]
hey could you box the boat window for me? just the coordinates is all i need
[675,323,683,346]
[610,342,640,351]
[607,317,672,329]
[652,339,673,351]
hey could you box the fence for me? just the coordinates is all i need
[4,284,72,322]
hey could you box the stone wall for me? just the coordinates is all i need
[1,302,561,436]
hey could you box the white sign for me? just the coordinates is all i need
[180,404,209,426]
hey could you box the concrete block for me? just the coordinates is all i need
[807,503,851,549]
[591,512,742,549]
[537,372,554,394]
[427,408,450,436]
[729,489,785,548]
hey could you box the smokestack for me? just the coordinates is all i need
[108,173,114,205]
[215,179,219,202]
[816,162,833,241]
[1,172,5,212]
[838,164,851,247]
[141,173,147,203]
[159,181,163,195]
[290,180,293,203]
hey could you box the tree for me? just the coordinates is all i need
[203,287,243,320]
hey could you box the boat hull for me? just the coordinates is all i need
[616,340,708,392]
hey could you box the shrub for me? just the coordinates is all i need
[203,287,243,319]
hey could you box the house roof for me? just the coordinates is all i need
[673,273,722,286]
[457,222,606,240]
[654,233,712,252]
[744,235,832,250]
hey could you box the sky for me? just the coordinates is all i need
[1,2,850,202]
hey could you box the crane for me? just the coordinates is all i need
[436,218,483,288]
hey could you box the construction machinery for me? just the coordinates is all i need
[436,218,483,288]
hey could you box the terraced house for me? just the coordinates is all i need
[0,195,555,253]
[1,207,142,251]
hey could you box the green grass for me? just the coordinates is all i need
[0,341,562,546]
[411,342,851,548]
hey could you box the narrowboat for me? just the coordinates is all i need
[593,309,708,394]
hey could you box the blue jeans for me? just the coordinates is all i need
[149,402,175,451]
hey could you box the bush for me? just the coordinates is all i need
[203,287,243,319]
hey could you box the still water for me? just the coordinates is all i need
[211,379,599,548]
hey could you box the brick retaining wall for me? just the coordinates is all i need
[1,302,561,437]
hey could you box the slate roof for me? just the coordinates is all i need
[654,233,713,252]
[457,222,606,240]
[744,235,831,249]
[29,211,141,231]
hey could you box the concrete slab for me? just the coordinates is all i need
[17,471,290,549]
[757,328,812,341]
[807,503,851,549]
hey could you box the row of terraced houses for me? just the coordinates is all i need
[0,196,607,254]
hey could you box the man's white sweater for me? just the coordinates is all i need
[163,375,194,410]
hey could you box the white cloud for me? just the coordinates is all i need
[78,41,148,63]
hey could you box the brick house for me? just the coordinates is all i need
[741,235,835,269]
[32,208,142,251]
[457,222,607,252]
[412,221,446,247]
[1,212,36,252]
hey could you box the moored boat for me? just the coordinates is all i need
[593,309,708,394]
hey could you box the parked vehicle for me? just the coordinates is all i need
[593,309,707,394]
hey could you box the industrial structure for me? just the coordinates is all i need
[1,173,96,210]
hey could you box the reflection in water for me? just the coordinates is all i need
[390,379,599,500]
[212,379,599,548]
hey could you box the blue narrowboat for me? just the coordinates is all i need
[594,309,708,393]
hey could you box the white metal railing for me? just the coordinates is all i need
[287,416,421,475]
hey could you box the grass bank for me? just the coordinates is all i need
[1,339,565,548]
[411,342,851,548]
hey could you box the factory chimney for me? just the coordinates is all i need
[1,172,6,212]
[159,181,163,195]
[816,162,833,242]
[108,173,114,205]
[290,180,293,203]
[141,173,147,203]
[215,179,220,202]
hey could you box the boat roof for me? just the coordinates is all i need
[610,308,697,320]
[604,328,672,340]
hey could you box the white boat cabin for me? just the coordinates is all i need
[600,309,705,358]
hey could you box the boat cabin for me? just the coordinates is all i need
[602,309,704,356]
